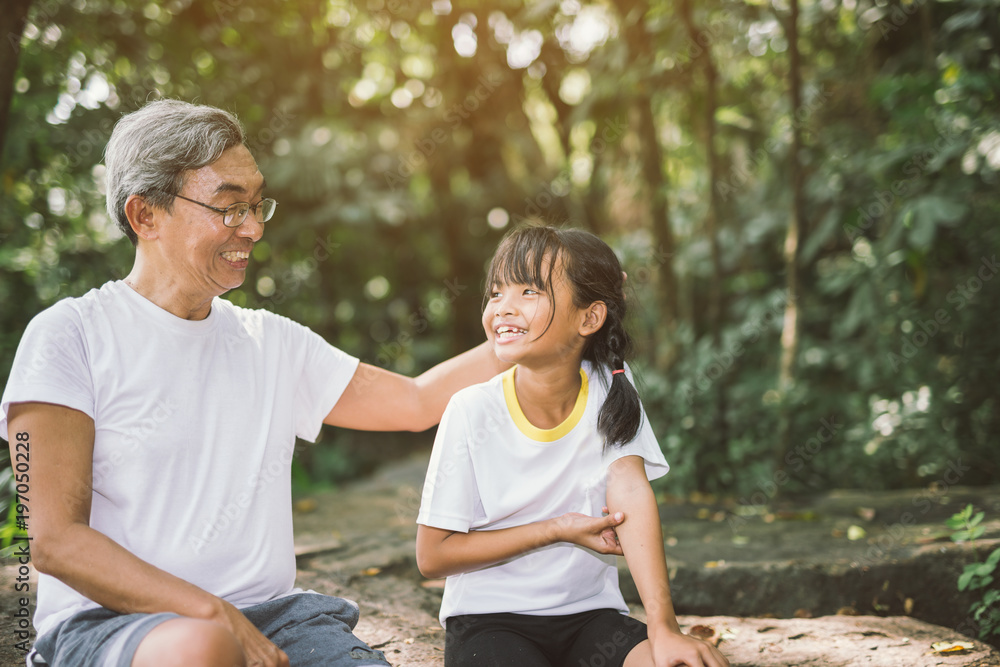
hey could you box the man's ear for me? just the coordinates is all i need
[580,301,607,337]
[124,194,160,242]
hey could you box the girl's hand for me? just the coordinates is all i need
[648,627,730,667]
[550,511,625,555]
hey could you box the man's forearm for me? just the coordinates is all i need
[413,340,509,423]
[36,522,227,621]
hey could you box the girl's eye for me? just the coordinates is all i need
[523,288,539,295]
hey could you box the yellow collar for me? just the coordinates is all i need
[502,366,588,442]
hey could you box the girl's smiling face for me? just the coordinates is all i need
[482,254,592,368]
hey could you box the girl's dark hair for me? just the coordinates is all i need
[484,225,642,448]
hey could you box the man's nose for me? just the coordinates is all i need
[236,216,264,242]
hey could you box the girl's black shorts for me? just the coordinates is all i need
[445,608,648,667]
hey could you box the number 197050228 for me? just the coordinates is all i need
[14,431,29,507]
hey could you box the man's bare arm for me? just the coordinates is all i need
[7,402,287,666]
[325,340,508,432]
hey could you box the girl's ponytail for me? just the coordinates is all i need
[594,299,643,449]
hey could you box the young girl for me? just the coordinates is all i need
[416,226,728,667]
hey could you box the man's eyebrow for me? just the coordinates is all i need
[214,179,266,196]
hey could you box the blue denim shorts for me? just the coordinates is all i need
[31,593,390,667]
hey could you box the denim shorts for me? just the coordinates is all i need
[31,593,390,667]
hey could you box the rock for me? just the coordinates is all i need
[669,614,1000,667]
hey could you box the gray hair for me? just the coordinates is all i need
[104,99,246,246]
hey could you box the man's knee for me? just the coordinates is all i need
[132,618,245,667]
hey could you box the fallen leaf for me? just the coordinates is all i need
[362,567,381,576]
[794,608,812,618]
[703,560,726,568]
[294,498,318,513]
[404,638,415,645]
[689,625,715,639]
[930,641,974,655]
[855,506,876,521]
[847,525,867,540]
[687,624,722,646]
[904,597,914,615]
[696,508,711,519]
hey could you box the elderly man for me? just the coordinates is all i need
[0,100,506,667]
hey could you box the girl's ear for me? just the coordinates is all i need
[580,301,607,337]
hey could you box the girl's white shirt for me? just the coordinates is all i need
[417,360,668,626]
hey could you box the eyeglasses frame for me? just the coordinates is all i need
[166,192,277,228]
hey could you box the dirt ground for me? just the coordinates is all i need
[1,448,998,666]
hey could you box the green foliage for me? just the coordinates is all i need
[948,504,1000,640]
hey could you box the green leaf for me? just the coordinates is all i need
[959,569,975,591]
[975,562,996,577]
[905,195,968,250]
[970,511,985,527]
[943,9,983,32]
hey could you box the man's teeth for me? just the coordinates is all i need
[222,251,250,261]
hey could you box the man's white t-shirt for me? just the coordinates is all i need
[0,281,359,640]
[416,361,668,626]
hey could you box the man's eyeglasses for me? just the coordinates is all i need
[168,192,277,228]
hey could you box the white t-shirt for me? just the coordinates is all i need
[416,361,668,626]
[0,281,359,639]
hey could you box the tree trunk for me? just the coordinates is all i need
[776,0,806,467]
[0,0,33,161]
[619,0,680,367]
[635,97,679,334]
[680,0,728,491]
